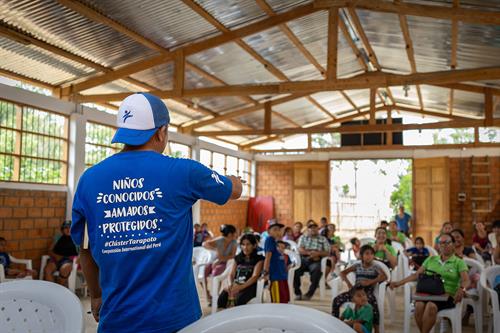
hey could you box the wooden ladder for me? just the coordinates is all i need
[471,156,492,223]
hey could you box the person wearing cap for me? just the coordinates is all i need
[294,220,331,300]
[71,93,243,333]
[43,220,78,286]
[262,220,289,303]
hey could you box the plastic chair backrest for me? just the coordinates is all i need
[0,280,84,333]
[284,240,299,252]
[285,249,301,268]
[463,257,484,275]
[179,303,356,333]
[481,265,500,291]
[425,246,438,256]
[360,238,375,246]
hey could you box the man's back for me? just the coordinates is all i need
[72,151,232,333]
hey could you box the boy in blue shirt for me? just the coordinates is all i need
[71,93,243,333]
[262,221,289,303]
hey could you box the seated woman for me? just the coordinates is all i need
[472,222,491,263]
[217,234,264,308]
[203,224,238,303]
[390,233,469,333]
[405,237,429,269]
[322,224,342,279]
[44,221,78,286]
[350,238,361,260]
[387,221,407,246]
[332,245,386,333]
[371,227,398,269]
[434,222,453,251]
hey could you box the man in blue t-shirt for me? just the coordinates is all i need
[71,93,243,333]
[395,205,412,237]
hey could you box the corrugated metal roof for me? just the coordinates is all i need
[273,97,329,125]
[356,9,411,73]
[406,0,500,11]
[310,91,357,116]
[407,16,452,72]
[286,10,363,78]
[235,110,290,130]
[187,42,278,84]
[131,63,174,91]
[266,0,313,14]
[198,96,252,113]
[243,25,321,81]
[0,0,157,68]
[457,23,500,69]
[0,36,95,85]
[81,0,221,49]
[195,0,266,30]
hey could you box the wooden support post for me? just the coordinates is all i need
[387,109,393,145]
[264,101,272,134]
[485,88,493,126]
[307,134,312,151]
[327,8,338,80]
[174,50,185,97]
[474,127,479,144]
[370,88,376,125]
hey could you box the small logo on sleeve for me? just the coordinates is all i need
[211,171,225,185]
[122,110,133,122]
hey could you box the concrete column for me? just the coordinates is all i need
[66,111,87,219]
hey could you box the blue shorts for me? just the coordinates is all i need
[361,325,371,333]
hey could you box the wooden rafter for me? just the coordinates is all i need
[77,66,500,102]
[60,2,318,94]
[449,0,459,115]
[369,88,376,125]
[396,2,424,110]
[264,102,272,134]
[346,8,397,105]
[251,142,500,153]
[327,8,339,80]
[315,0,500,25]
[307,96,336,119]
[485,88,493,126]
[0,23,154,92]
[194,118,500,137]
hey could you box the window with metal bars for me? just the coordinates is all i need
[0,99,68,184]
[199,149,252,198]
[164,142,191,159]
[85,122,122,168]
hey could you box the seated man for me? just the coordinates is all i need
[293,220,330,300]
[44,220,78,286]
[0,237,37,279]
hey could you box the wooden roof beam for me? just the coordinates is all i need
[449,0,459,115]
[194,118,500,137]
[315,0,500,25]
[63,2,318,94]
[77,66,500,102]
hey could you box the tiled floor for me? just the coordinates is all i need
[81,285,481,333]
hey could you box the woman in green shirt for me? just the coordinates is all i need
[372,227,398,268]
[390,233,469,333]
[387,221,407,245]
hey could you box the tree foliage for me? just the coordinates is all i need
[390,164,412,214]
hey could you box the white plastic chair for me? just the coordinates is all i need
[210,259,265,314]
[329,260,391,333]
[286,249,301,303]
[480,265,500,333]
[426,246,439,256]
[192,248,217,301]
[39,255,78,293]
[284,240,299,252]
[403,279,464,333]
[0,255,33,282]
[462,257,484,333]
[0,280,84,333]
[404,238,414,249]
[360,237,375,246]
[179,303,356,333]
[471,247,486,266]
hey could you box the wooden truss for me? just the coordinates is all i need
[2,0,499,149]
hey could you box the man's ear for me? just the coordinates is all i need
[156,125,167,141]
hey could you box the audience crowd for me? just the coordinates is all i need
[1,212,499,333]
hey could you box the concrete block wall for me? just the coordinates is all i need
[0,189,66,271]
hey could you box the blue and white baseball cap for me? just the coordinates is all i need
[111,93,170,146]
